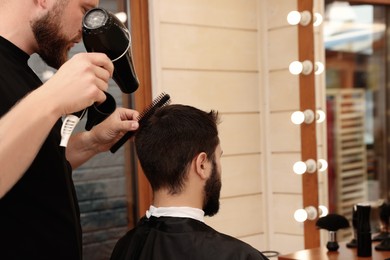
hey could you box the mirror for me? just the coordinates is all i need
[324,0,390,240]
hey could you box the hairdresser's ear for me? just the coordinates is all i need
[195,152,209,180]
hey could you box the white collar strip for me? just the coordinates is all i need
[146,205,205,223]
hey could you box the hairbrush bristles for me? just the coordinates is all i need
[110,93,171,153]
[137,93,171,123]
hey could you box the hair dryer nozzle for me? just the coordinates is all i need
[82,8,139,94]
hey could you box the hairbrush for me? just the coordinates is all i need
[110,93,171,153]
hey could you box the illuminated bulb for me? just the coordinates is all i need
[300,11,312,26]
[313,13,323,27]
[301,60,313,75]
[287,10,312,26]
[305,206,318,220]
[115,12,127,23]
[319,205,329,217]
[289,61,303,75]
[294,206,318,222]
[318,159,328,172]
[294,209,308,222]
[305,159,317,173]
[287,11,301,25]
[291,111,305,124]
[316,110,326,123]
[291,109,315,125]
[293,161,307,175]
[293,159,317,174]
[303,109,315,123]
[289,60,313,75]
[315,62,325,75]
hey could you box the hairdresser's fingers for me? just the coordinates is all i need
[94,89,107,105]
[109,108,140,132]
[117,108,140,121]
[118,120,139,132]
[99,108,139,133]
[94,66,111,82]
[119,119,139,132]
[89,53,114,77]
[93,67,111,89]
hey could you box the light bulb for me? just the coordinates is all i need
[300,11,312,26]
[115,12,127,23]
[316,110,326,123]
[318,159,328,172]
[291,111,305,124]
[315,62,325,75]
[289,61,303,75]
[289,60,313,75]
[319,205,329,217]
[313,13,323,27]
[294,207,318,222]
[305,159,317,173]
[293,161,307,175]
[291,110,315,125]
[301,60,314,75]
[305,206,318,220]
[287,11,312,26]
[287,11,301,25]
[293,159,316,174]
[302,109,315,123]
[294,209,308,222]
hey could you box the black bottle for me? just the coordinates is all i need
[356,204,372,257]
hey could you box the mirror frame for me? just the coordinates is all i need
[298,0,320,249]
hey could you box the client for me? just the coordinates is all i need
[110,104,268,260]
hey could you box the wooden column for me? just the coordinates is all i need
[122,0,153,224]
[130,0,154,220]
[297,0,320,249]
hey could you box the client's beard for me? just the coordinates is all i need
[31,7,70,69]
[203,160,222,217]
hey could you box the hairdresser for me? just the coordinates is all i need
[0,1,139,259]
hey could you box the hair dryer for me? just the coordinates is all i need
[82,7,139,93]
[60,8,139,147]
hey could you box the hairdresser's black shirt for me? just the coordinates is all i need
[0,36,82,260]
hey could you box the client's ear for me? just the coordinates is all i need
[195,152,209,180]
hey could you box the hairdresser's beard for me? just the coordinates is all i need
[31,9,72,69]
[203,160,222,217]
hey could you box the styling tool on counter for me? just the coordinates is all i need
[316,213,350,251]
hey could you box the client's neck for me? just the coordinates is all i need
[153,188,203,209]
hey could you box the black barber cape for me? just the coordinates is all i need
[110,216,269,260]
[0,36,82,260]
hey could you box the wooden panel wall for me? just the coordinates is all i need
[148,0,328,255]
[149,0,266,252]
[265,0,304,253]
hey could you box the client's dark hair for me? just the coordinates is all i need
[135,104,220,194]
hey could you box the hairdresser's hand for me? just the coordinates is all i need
[88,107,140,152]
[66,107,139,169]
[40,53,114,117]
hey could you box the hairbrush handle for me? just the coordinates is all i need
[110,131,135,153]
